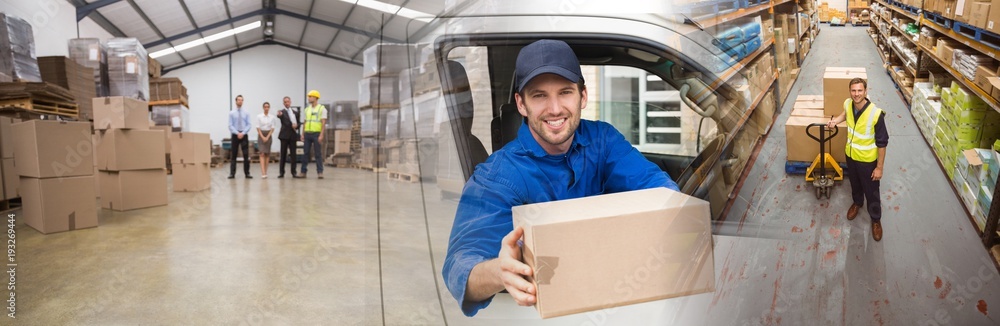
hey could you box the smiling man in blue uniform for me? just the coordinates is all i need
[442,39,680,317]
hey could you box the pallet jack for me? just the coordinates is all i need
[805,123,844,199]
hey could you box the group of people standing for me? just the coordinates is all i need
[227,90,329,179]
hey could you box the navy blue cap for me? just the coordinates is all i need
[514,39,583,93]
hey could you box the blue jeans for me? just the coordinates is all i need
[301,132,323,174]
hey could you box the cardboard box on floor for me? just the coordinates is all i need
[169,132,211,164]
[150,125,172,154]
[512,187,715,319]
[96,129,167,171]
[13,120,94,178]
[1,158,17,199]
[785,115,847,162]
[173,163,211,192]
[20,175,98,234]
[93,96,149,130]
[0,117,21,159]
[823,67,867,117]
[99,169,168,211]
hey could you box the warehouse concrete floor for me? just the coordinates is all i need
[13,25,1000,325]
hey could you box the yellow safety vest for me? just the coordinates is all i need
[844,99,883,163]
[304,104,326,133]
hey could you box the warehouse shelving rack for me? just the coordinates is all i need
[870,0,1000,264]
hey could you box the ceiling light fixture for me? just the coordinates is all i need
[150,20,263,58]
[343,0,434,23]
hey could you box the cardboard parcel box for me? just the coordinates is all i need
[21,175,98,234]
[169,132,211,164]
[13,120,94,178]
[93,96,149,130]
[99,169,168,211]
[172,163,211,192]
[96,129,167,171]
[512,187,714,319]
[823,67,867,117]
[786,116,847,162]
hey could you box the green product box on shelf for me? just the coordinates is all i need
[948,109,989,125]
[952,81,961,94]
[994,139,1000,151]
[978,184,993,213]
[955,125,983,143]
[952,84,989,111]
[941,88,954,109]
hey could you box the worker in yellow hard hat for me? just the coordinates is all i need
[300,89,328,179]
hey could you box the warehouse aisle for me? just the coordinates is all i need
[718,24,1000,324]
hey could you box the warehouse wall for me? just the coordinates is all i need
[165,45,363,150]
[0,0,114,56]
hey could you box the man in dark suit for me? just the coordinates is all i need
[276,96,301,178]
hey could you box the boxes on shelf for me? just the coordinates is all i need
[149,77,188,103]
[99,169,167,211]
[13,120,94,178]
[93,96,149,130]
[400,90,444,138]
[791,107,827,118]
[0,13,41,82]
[329,101,358,130]
[151,104,188,131]
[148,56,161,78]
[106,38,148,101]
[512,187,714,319]
[0,116,20,159]
[360,107,392,138]
[20,176,97,234]
[361,43,417,77]
[823,67,867,117]
[38,56,97,120]
[68,38,110,97]
[969,2,991,29]
[785,115,847,162]
[358,76,400,108]
[751,90,776,134]
[989,1,1000,34]
[936,39,958,67]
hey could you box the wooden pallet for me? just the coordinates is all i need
[0,97,78,118]
[149,98,189,108]
[387,170,420,183]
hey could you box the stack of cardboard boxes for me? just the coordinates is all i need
[68,38,110,97]
[0,117,20,201]
[169,132,212,192]
[785,95,848,163]
[15,120,97,234]
[953,148,1000,230]
[325,101,358,164]
[37,56,97,120]
[106,38,149,101]
[0,13,41,82]
[912,83,944,145]
[93,96,168,211]
[359,43,419,169]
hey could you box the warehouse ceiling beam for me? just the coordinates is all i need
[75,0,122,21]
[67,0,127,37]
[178,0,214,57]
[349,0,411,61]
[296,0,317,47]
[126,0,187,64]
[144,7,403,51]
[323,0,358,54]
[272,8,403,43]
[143,10,263,49]
[161,39,360,74]
[223,0,241,48]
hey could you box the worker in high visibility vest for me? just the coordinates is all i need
[300,90,328,179]
[828,78,889,241]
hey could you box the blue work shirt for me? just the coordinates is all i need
[229,107,252,135]
[442,119,679,317]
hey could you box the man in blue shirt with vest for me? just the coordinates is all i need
[228,94,252,179]
[442,39,679,317]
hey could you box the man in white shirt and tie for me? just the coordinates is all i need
[228,95,252,179]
